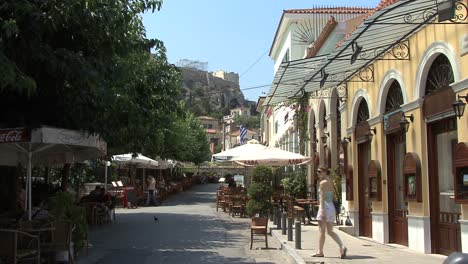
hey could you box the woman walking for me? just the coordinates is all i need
[312,167,347,259]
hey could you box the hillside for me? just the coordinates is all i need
[179,67,257,119]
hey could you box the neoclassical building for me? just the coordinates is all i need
[260,0,468,255]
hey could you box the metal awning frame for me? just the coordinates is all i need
[266,0,467,106]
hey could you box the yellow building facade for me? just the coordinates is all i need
[263,0,468,256]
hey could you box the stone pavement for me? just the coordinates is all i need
[269,221,447,264]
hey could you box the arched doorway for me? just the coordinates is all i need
[383,80,408,246]
[355,99,372,238]
[423,54,460,255]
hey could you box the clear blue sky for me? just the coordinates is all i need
[142,0,381,102]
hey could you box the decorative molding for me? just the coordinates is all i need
[452,78,468,93]
[350,89,372,126]
[401,98,424,112]
[377,69,409,116]
[368,116,383,126]
[425,110,456,124]
[346,126,354,135]
[414,42,462,100]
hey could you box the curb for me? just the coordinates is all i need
[270,227,306,264]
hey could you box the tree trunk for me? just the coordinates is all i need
[61,163,71,191]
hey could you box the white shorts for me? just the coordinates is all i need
[316,202,336,223]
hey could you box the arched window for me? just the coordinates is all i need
[385,81,404,113]
[357,99,370,123]
[425,54,454,95]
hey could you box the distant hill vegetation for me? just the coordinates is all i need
[178,67,257,120]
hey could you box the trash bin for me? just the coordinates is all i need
[443,252,468,264]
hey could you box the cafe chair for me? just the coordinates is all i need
[250,217,268,249]
[41,221,75,264]
[0,229,41,264]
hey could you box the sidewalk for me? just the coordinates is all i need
[269,220,447,264]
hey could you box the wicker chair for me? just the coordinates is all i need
[0,229,41,264]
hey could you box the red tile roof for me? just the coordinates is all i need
[306,16,337,58]
[284,7,374,14]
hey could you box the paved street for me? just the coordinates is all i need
[77,184,292,264]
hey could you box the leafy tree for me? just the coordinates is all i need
[281,171,307,198]
[233,115,260,130]
[161,112,211,164]
[0,0,184,157]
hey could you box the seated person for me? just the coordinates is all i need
[88,186,102,200]
[23,200,49,221]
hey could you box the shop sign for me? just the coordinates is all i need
[0,128,30,143]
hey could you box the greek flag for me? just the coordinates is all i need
[240,125,247,145]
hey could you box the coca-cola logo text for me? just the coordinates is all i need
[0,129,29,143]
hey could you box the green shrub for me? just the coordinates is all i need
[246,166,273,217]
[251,166,272,184]
[281,172,307,198]
[48,192,88,251]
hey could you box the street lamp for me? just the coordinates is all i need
[366,128,377,142]
[399,114,414,134]
[453,94,468,119]
[321,132,329,144]
[341,136,351,148]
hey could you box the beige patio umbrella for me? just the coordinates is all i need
[213,139,311,167]
[231,146,311,167]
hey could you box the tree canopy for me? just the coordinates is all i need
[0,0,210,162]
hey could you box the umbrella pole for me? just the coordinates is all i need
[28,150,32,221]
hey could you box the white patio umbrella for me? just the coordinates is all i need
[112,153,159,190]
[0,126,107,220]
[112,153,159,168]
[212,139,264,162]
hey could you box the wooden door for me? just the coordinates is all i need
[387,134,408,246]
[428,118,461,255]
[358,142,372,237]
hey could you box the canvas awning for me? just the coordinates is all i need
[0,126,107,220]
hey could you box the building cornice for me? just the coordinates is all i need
[368,116,382,126]
[452,78,468,93]
[401,98,424,113]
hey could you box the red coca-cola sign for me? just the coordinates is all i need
[0,128,31,143]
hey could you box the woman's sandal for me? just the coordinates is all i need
[312,253,324,257]
[340,247,347,259]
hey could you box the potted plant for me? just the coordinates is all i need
[48,192,88,257]
[246,166,273,218]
